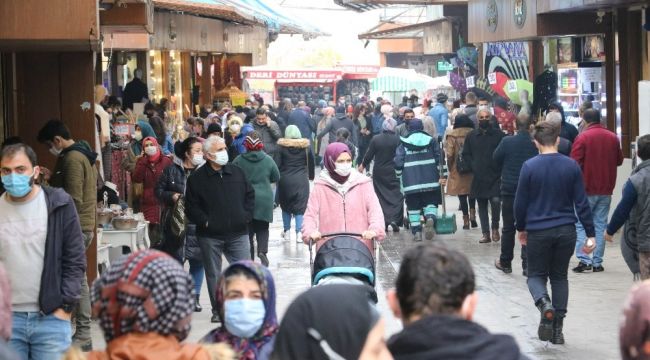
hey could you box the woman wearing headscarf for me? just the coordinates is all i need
[445,114,477,230]
[155,137,205,311]
[132,136,172,247]
[353,103,372,164]
[66,250,233,360]
[360,118,404,232]
[149,116,175,156]
[302,142,385,251]
[271,284,392,360]
[122,119,157,172]
[232,132,280,267]
[277,125,315,242]
[620,281,650,360]
[202,261,278,360]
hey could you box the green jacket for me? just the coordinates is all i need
[233,151,280,223]
[50,141,98,233]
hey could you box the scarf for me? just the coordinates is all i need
[143,136,162,163]
[132,120,156,156]
[244,136,264,152]
[323,143,351,184]
[91,250,195,343]
[203,261,278,360]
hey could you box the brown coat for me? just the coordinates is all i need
[445,128,474,196]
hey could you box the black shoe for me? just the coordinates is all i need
[551,315,565,345]
[211,313,221,323]
[572,262,592,273]
[194,294,202,312]
[535,296,555,341]
[258,253,269,267]
[495,259,512,274]
[390,222,399,232]
[479,233,491,243]
[592,265,604,272]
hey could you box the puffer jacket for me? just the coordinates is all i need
[132,151,172,224]
[155,157,200,261]
[395,131,441,195]
[252,120,282,164]
[302,170,386,251]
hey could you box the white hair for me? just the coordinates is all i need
[203,135,225,153]
[545,111,563,126]
[380,104,393,115]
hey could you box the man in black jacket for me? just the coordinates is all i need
[185,135,255,323]
[0,144,86,359]
[493,115,538,275]
[387,244,528,360]
[316,108,354,145]
[122,68,149,110]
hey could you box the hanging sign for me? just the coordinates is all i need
[436,61,454,72]
[488,72,497,85]
[465,76,475,88]
[245,70,343,80]
[507,80,518,92]
[231,94,247,106]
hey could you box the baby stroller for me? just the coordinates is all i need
[309,233,377,302]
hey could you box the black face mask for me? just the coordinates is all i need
[479,121,490,130]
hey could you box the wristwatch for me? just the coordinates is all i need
[60,303,75,313]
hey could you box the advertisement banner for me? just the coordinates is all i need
[483,42,530,81]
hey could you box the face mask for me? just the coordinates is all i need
[134,131,143,141]
[211,150,228,165]
[334,162,352,177]
[224,299,265,338]
[230,124,241,134]
[479,121,490,130]
[144,146,158,156]
[49,147,62,157]
[478,105,489,110]
[191,153,205,166]
[2,171,35,198]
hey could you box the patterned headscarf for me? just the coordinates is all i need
[0,263,11,340]
[620,280,650,360]
[244,135,264,152]
[91,250,195,342]
[382,118,397,132]
[203,260,278,360]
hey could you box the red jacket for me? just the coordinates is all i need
[570,124,623,195]
[132,150,172,224]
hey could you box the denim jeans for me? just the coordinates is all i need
[187,257,204,296]
[197,234,250,315]
[282,211,304,233]
[500,196,527,268]
[526,224,576,316]
[10,312,72,360]
[477,196,501,234]
[575,195,611,267]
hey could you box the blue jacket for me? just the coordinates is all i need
[161,134,175,156]
[395,131,441,195]
[288,108,315,139]
[371,113,384,135]
[428,103,449,135]
[493,131,538,196]
[233,123,254,155]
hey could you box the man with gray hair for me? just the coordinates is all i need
[545,112,572,156]
[184,136,255,323]
[122,68,149,110]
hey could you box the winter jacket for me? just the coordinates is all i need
[624,161,650,254]
[277,138,315,215]
[288,108,315,139]
[232,123,255,157]
[160,134,175,156]
[428,102,449,136]
[39,186,86,314]
[155,157,200,261]
[463,105,479,126]
[387,315,529,360]
[83,333,216,360]
[132,153,172,224]
[122,78,149,110]
[49,141,98,233]
[444,128,474,196]
[493,131,538,196]
[462,127,505,198]
[571,123,623,195]
[395,131,441,195]
[302,170,385,251]
[233,151,280,223]
[252,120,282,164]
[185,163,254,238]
[371,113,384,135]
[317,114,355,145]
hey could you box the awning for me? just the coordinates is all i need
[219,0,326,36]
[335,0,467,12]
[152,0,257,24]
[370,68,425,92]
[359,17,450,40]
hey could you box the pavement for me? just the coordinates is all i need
[89,195,635,360]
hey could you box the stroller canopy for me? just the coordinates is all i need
[312,235,375,286]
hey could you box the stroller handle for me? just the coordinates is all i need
[308,233,365,248]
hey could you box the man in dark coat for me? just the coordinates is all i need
[463,109,505,243]
[387,244,528,360]
[316,108,354,145]
[288,106,316,140]
[122,69,149,110]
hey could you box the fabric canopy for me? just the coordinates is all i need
[370,67,426,92]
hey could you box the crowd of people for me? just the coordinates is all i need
[0,83,649,360]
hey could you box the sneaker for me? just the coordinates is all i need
[424,218,435,240]
[282,230,291,242]
[412,231,423,242]
[592,265,604,272]
[258,253,269,267]
[495,259,512,274]
[389,222,399,232]
[572,262,592,273]
[296,232,303,243]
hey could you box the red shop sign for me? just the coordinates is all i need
[245,70,343,80]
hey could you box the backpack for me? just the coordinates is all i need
[456,139,472,174]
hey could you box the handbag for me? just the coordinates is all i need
[455,139,472,174]
[168,196,186,241]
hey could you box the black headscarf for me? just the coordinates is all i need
[453,114,475,130]
[271,285,379,360]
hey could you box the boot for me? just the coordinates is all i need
[469,209,478,228]
[551,315,565,345]
[462,215,470,230]
[194,294,202,313]
[258,253,269,267]
[491,228,501,242]
[479,233,491,243]
[535,296,555,341]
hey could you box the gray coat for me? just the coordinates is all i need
[253,120,282,164]
[622,160,650,274]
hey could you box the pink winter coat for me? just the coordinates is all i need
[302,170,386,251]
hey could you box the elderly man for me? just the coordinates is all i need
[184,136,255,323]
[252,108,282,164]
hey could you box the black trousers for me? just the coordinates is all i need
[249,219,270,258]
[458,195,476,216]
[477,196,501,234]
[500,195,527,267]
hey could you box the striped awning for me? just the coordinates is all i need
[370,68,426,92]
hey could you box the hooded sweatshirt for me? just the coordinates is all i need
[388,315,529,360]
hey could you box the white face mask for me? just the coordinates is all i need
[478,105,489,110]
[211,150,228,165]
[49,147,62,157]
[191,153,205,166]
[134,131,143,141]
[334,162,352,177]
[144,146,158,156]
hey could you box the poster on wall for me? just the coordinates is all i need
[483,42,530,81]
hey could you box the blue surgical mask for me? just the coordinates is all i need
[2,171,35,198]
[224,299,265,338]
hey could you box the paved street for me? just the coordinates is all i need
[90,196,633,359]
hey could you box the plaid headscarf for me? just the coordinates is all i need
[202,260,278,360]
[91,250,194,342]
[244,135,264,151]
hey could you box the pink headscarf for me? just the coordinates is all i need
[323,142,351,184]
[0,263,11,340]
